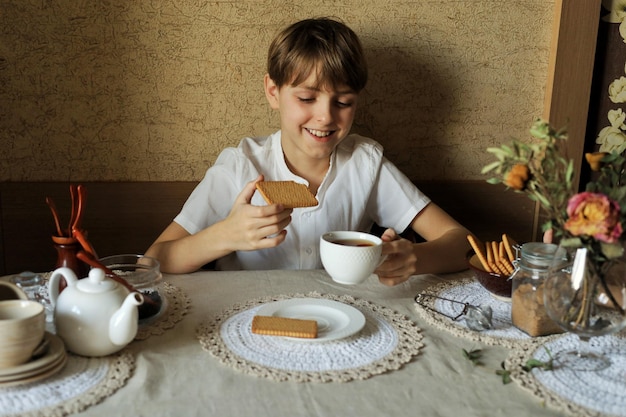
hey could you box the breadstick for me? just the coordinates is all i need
[491,241,500,264]
[502,234,518,262]
[497,257,514,275]
[486,242,505,275]
[500,258,515,275]
[466,235,492,272]
[497,240,515,275]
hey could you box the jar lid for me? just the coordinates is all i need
[519,242,565,269]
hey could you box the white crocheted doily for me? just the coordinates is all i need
[0,351,134,417]
[197,292,423,382]
[37,274,189,341]
[507,333,626,417]
[135,282,191,340]
[414,278,560,348]
[33,272,191,340]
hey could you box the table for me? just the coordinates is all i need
[56,268,565,417]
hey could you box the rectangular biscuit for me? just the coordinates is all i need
[255,181,318,208]
[251,315,318,338]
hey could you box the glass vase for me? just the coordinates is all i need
[543,246,626,371]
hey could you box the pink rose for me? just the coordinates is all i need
[564,192,623,243]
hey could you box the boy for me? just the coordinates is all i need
[145,17,471,286]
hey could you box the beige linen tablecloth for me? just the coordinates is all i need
[71,269,564,417]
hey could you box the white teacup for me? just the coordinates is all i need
[0,281,28,301]
[0,300,45,368]
[320,231,384,285]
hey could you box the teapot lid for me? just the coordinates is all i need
[76,268,118,293]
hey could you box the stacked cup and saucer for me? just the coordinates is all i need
[0,275,67,388]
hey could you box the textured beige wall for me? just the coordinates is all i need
[1,1,554,182]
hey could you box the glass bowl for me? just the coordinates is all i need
[99,254,162,290]
[99,254,164,321]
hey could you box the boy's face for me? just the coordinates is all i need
[264,72,358,167]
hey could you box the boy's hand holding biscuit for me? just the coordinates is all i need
[224,176,294,251]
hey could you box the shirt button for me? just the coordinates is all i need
[305,247,313,255]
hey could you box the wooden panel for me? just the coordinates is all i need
[0,180,534,276]
[543,0,601,188]
[0,182,196,276]
[0,190,5,274]
[416,181,536,244]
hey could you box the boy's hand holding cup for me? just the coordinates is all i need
[320,231,385,285]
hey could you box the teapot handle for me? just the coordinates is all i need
[49,267,78,305]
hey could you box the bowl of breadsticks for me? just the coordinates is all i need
[466,234,518,299]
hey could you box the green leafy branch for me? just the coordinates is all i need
[495,362,511,384]
[462,348,484,366]
[462,347,554,385]
[481,119,575,238]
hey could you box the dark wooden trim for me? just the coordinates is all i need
[416,181,536,243]
[0,182,196,276]
[0,180,534,276]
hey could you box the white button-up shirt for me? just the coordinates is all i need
[174,131,430,270]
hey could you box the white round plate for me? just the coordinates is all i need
[256,298,366,342]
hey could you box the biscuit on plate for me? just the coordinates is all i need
[251,315,318,338]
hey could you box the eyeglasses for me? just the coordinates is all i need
[414,293,493,331]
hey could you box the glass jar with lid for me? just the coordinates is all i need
[510,242,565,336]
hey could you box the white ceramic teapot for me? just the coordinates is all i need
[49,267,143,356]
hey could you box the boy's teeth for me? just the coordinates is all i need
[308,129,331,137]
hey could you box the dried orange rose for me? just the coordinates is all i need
[564,192,623,243]
[585,152,608,171]
[504,164,530,190]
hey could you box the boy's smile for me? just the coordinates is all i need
[264,72,358,177]
[306,128,333,141]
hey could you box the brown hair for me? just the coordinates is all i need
[267,17,368,92]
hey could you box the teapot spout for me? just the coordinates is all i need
[109,292,143,346]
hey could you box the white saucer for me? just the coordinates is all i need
[256,298,366,342]
[0,332,67,386]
